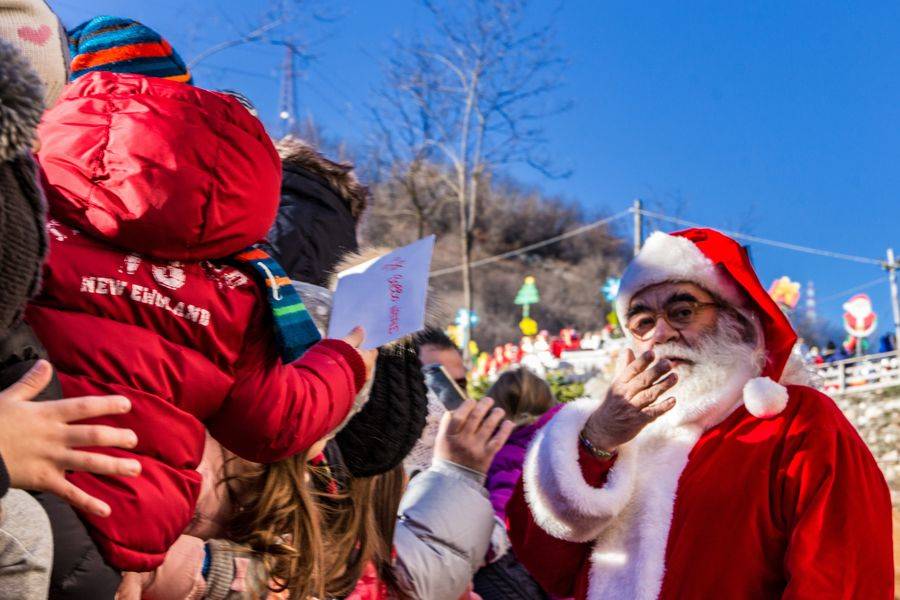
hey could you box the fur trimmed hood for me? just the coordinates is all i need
[276,136,368,220]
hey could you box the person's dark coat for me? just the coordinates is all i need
[264,137,368,286]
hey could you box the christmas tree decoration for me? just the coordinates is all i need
[514,276,541,334]
[767,276,801,311]
[515,276,541,317]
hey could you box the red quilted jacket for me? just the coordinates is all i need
[25,72,366,571]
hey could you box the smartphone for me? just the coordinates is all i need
[422,363,468,410]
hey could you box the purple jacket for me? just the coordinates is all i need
[486,405,562,522]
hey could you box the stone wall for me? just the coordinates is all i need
[833,390,900,507]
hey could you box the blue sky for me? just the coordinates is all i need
[53,1,900,339]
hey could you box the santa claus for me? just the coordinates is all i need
[507,228,893,599]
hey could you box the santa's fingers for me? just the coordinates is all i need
[641,397,677,420]
[619,350,655,384]
[630,372,678,409]
[626,359,673,397]
[614,347,635,378]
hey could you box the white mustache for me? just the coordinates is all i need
[652,342,704,365]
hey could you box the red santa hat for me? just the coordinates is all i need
[615,228,798,418]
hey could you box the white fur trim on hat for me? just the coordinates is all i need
[742,376,788,418]
[616,231,744,327]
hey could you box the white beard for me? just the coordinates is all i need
[644,322,764,430]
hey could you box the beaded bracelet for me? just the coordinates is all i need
[579,432,617,460]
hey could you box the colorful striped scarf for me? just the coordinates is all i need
[233,247,321,363]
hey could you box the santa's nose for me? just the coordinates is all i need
[648,317,679,346]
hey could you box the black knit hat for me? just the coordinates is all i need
[0,38,48,335]
[335,343,429,478]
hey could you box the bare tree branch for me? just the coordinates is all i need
[366,0,570,357]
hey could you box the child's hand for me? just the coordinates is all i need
[0,360,142,517]
[341,326,378,380]
[434,396,515,474]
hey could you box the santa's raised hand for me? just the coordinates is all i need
[581,349,678,453]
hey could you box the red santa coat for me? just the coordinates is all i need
[507,385,893,599]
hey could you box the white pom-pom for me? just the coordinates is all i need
[742,377,789,418]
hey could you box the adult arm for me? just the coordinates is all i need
[393,459,496,600]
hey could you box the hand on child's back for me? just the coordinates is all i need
[0,360,142,517]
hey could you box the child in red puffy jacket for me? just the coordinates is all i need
[25,24,373,577]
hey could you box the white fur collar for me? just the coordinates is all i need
[524,372,750,600]
[587,423,701,599]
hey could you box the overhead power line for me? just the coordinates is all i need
[429,209,631,277]
[821,277,890,303]
[430,203,888,279]
[637,208,884,266]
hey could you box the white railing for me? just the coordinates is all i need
[560,341,629,377]
[815,351,900,395]
[558,349,610,375]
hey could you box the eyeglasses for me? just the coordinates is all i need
[626,300,721,340]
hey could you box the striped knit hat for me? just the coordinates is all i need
[68,16,192,84]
